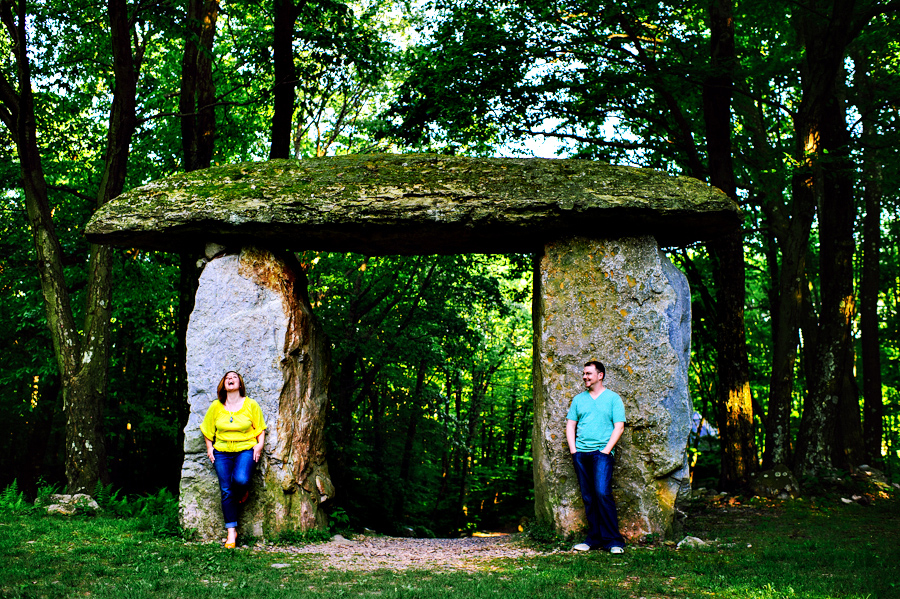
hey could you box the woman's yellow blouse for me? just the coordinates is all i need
[200,397,267,452]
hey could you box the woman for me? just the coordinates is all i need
[200,371,267,548]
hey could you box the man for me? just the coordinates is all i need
[566,360,626,553]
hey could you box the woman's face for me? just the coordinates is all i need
[224,372,241,391]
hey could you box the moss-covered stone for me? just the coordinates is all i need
[85,154,739,253]
[532,236,691,540]
[180,248,331,541]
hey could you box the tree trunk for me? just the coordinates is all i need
[178,0,219,445]
[702,0,757,490]
[270,0,296,159]
[853,47,884,466]
[0,0,140,492]
[794,1,860,476]
[395,359,428,522]
[454,359,502,527]
[180,0,219,171]
[64,0,140,492]
[832,354,865,468]
[734,77,793,467]
[504,371,518,467]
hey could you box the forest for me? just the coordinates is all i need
[0,0,898,537]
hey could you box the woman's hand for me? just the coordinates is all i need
[253,431,266,463]
[204,437,215,464]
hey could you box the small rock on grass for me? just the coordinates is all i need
[676,536,708,550]
[332,535,358,545]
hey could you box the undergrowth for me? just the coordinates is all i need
[0,481,182,537]
[0,480,30,514]
[94,484,182,537]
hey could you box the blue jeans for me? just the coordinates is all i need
[572,450,625,550]
[213,449,255,529]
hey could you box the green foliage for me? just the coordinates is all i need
[378,2,531,153]
[4,0,900,541]
[0,481,31,514]
[327,505,352,532]
[132,489,182,538]
[276,528,334,545]
[0,0,414,498]
[307,252,534,534]
[382,0,900,485]
[93,484,182,538]
[522,519,563,546]
[35,479,60,506]
[94,482,131,516]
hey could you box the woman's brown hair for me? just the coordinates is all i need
[217,371,246,403]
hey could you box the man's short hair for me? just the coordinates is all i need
[584,360,605,376]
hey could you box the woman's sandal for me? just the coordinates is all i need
[224,541,236,549]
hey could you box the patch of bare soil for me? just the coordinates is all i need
[258,533,547,572]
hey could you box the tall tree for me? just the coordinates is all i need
[178,0,220,416]
[794,0,888,475]
[703,0,757,489]
[851,33,891,467]
[0,0,142,492]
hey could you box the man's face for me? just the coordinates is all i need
[583,365,602,388]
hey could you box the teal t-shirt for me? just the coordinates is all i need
[566,389,626,452]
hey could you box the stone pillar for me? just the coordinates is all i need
[532,236,692,540]
[179,246,333,541]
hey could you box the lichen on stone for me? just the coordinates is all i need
[86,154,739,254]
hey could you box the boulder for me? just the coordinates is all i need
[179,247,332,540]
[44,494,100,515]
[749,465,801,499]
[84,154,739,253]
[532,235,692,540]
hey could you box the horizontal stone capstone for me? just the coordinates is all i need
[85,154,740,253]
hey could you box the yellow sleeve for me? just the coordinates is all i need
[199,401,220,440]
[248,398,267,433]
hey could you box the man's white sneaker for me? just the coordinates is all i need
[610,546,625,554]
[573,543,591,552]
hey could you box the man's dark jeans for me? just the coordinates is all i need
[213,449,255,529]
[572,450,625,550]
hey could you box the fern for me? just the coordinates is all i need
[35,478,60,506]
[94,482,131,516]
[133,488,181,537]
[0,480,31,514]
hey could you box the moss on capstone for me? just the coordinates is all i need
[86,154,739,253]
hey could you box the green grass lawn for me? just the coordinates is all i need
[1,495,897,599]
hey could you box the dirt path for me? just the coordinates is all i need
[258,534,549,572]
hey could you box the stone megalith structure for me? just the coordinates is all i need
[180,247,332,539]
[85,153,739,541]
[533,236,692,538]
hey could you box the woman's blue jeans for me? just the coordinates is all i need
[572,450,625,550]
[213,449,255,529]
